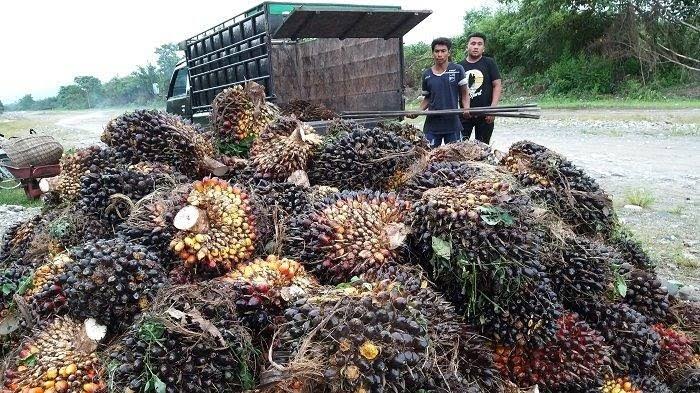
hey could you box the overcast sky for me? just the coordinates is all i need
[0,0,494,103]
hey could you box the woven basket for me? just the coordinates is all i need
[1,135,64,167]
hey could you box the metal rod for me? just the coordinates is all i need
[340,103,539,115]
[340,107,540,118]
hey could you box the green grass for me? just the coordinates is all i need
[514,97,700,109]
[624,188,656,208]
[668,205,685,215]
[0,187,44,207]
[0,117,48,138]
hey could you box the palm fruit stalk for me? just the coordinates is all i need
[106,282,258,393]
[619,264,670,323]
[308,126,416,190]
[503,140,616,236]
[376,120,429,149]
[543,236,617,306]
[248,117,321,181]
[264,277,499,392]
[58,238,168,333]
[169,177,258,274]
[211,82,278,145]
[601,375,672,393]
[2,316,104,393]
[285,190,412,284]
[218,255,316,334]
[280,99,337,121]
[651,324,695,380]
[494,312,610,391]
[102,109,226,177]
[572,299,660,373]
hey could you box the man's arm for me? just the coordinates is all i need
[419,97,429,111]
[491,79,502,106]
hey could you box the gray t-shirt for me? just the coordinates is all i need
[421,63,468,134]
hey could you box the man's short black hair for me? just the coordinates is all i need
[467,32,487,44]
[431,37,452,51]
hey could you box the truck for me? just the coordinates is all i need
[165,2,430,127]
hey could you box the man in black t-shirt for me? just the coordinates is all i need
[410,37,470,148]
[459,32,502,144]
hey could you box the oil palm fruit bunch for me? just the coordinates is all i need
[286,190,411,284]
[601,375,672,393]
[494,313,610,392]
[76,165,171,224]
[24,253,72,316]
[410,179,538,267]
[102,109,223,177]
[308,126,416,190]
[211,82,278,143]
[106,283,257,393]
[504,140,615,236]
[396,161,485,201]
[280,99,337,121]
[572,299,660,373]
[169,177,257,274]
[219,255,316,333]
[53,145,103,201]
[671,368,700,393]
[543,236,617,305]
[325,118,359,140]
[480,279,563,348]
[0,265,32,321]
[652,324,695,379]
[667,300,700,348]
[619,265,669,323]
[268,279,498,392]
[428,140,495,163]
[307,185,339,204]
[609,229,655,270]
[254,180,310,219]
[119,185,190,259]
[377,120,429,149]
[0,216,40,263]
[2,316,104,393]
[249,117,321,181]
[59,238,168,332]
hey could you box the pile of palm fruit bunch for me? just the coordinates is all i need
[280,99,337,121]
[1,89,698,393]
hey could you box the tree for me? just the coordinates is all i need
[57,85,88,109]
[155,43,183,98]
[74,76,103,108]
[17,94,35,111]
[0,99,4,115]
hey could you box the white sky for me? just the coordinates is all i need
[0,0,494,103]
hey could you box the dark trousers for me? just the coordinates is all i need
[425,131,461,149]
[461,118,494,144]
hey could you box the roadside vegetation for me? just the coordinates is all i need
[404,0,698,106]
[0,187,43,207]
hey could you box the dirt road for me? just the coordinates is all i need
[1,108,698,297]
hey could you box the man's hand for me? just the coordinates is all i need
[484,115,494,124]
[406,112,419,119]
[462,108,471,119]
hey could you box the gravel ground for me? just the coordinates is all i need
[1,108,698,298]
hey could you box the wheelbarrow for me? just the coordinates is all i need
[0,162,61,199]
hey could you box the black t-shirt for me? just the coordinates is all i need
[421,63,468,134]
[458,57,501,108]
